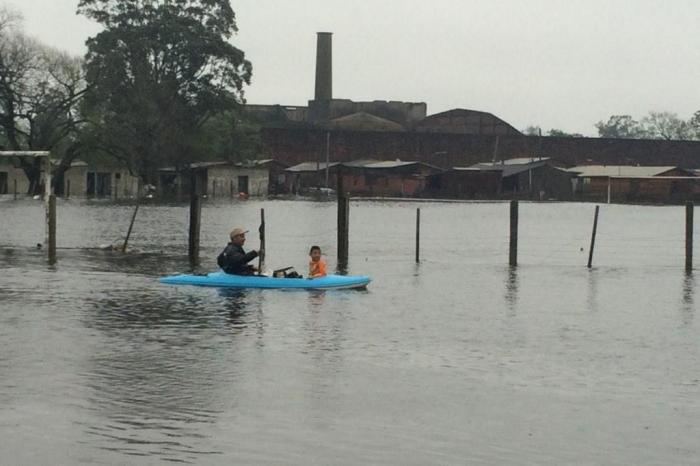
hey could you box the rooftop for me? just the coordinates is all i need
[568,166,683,177]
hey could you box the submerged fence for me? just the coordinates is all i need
[2,196,698,274]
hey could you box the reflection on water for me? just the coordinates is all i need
[3,200,700,465]
[504,266,518,311]
[587,267,600,313]
[79,290,253,462]
[681,273,695,326]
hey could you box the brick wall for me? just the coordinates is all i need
[262,128,700,169]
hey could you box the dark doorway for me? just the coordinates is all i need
[87,172,112,197]
[237,175,249,195]
[0,172,7,194]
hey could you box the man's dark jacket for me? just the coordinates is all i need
[217,243,258,275]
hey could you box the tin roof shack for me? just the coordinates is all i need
[254,159,290,195]
[427,167,502,199]
[188,160,278,198]
[337,160,443,197]
[465,158,574,200]
[568,166,697,203]
[284,161,341,194]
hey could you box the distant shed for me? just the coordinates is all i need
[338,160,443,197]
[568,165,697,202]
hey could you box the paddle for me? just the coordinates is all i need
[258,208,265,274]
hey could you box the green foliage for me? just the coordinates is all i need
[547,129,584,138]
[523,126,583,137]
[640,112,691,140]
[594,115,643,138]
[77,0,252,179]
[596,112,698,140]
[523,125,541,136]
[0,7,88,192]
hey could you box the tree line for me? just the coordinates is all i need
[526,111,700,140]
[0,0,257,194]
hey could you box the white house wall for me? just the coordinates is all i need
[207,167,269,197]
[0,163,31,195]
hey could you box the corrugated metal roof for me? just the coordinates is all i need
[467,158,551,177]
[357,160,443,171]
[451,167,501,172]
[340,159,381,168]
[497,157,550,165]
[362,161,422,169]
[285,162,340,172]
[189,161,229,169]
[568,165,680,177]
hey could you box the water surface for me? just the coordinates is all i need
[1,198,699,464]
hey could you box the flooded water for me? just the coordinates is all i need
[1,198,699,465]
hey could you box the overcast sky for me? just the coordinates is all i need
[5,0,700,135]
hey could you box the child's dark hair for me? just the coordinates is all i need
[309,245,321,254]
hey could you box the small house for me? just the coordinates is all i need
[175,159,285,198]
[284,161,342,194]
[568,165,698,203]
[455,157,574,200]
[338,160,443,197]
[428,167,502,199]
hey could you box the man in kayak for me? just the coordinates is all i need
[217,228,261,275]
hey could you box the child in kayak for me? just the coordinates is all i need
[308,245,327,278]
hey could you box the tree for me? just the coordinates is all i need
[594,115,645,139]
[547,129,584,138]
[688,110,700,140]
[0,7,88,193]
[523,125,541,136]
[640,111,691,140]
[77,0,253,181]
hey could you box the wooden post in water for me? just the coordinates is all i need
[686,202,693,273]
[13,178,17,200]
[48,194,56,264]
[258,208,266,272]
[188,194,201,264]
[44,155,53,262]
[415,207,420,263]
[509,200,518,267]
[587,205,600,269]
[336,169,349,271]
[122,200,140,253]
[325,131,331,188]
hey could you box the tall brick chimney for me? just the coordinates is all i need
[314,32,332,101]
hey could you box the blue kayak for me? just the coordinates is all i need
[160,271,371,290]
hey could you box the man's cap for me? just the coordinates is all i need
[230,228,248,238]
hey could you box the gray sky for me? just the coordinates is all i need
[5,0,700,135]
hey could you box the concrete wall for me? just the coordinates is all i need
[63,166,87,197]
[112,171,140,198]
[0,163,31,196]
[207,166,269,197]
